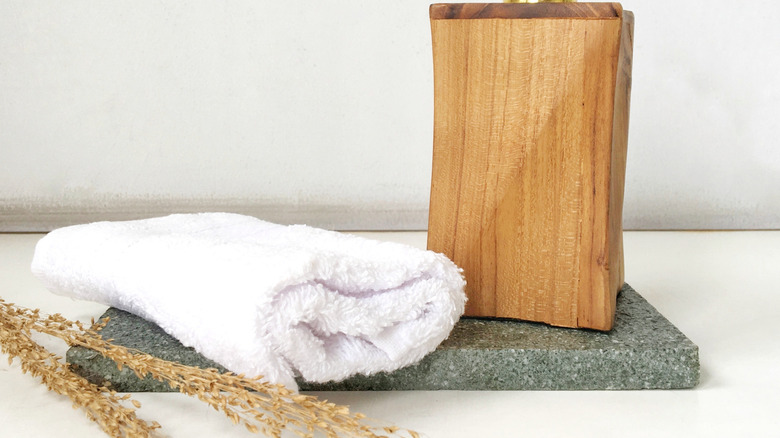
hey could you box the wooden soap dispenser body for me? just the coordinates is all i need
[427,2,634,331]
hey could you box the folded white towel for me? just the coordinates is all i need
[31,213,466,390]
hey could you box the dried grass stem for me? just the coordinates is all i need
[0,298,419,438]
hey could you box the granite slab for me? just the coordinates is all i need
[66,284,699,391]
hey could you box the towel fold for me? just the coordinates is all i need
[31,213,466,390]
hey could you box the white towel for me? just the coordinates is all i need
[31,213,466,390]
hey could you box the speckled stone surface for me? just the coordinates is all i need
[67,284,699,391]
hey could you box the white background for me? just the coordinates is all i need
[1,0,778,230]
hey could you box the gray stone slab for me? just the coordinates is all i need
[67,284,699,391]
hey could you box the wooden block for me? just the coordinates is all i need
[427,3,633,331]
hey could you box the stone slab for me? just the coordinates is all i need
[66,284,699,391]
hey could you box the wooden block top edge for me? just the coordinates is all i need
[430,3,622,20]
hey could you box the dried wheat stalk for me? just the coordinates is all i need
[0,298,419,438]
[0,301,160,437]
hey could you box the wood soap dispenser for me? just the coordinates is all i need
[427,1,634,331]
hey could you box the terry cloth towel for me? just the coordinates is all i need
[31,213,466,390]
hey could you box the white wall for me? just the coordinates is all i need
[1,0,778,230]
[622,0,780,229]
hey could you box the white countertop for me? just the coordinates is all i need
[2,231,779,437]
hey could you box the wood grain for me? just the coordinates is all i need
[430,3,620,20]
[427,3,633,331]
